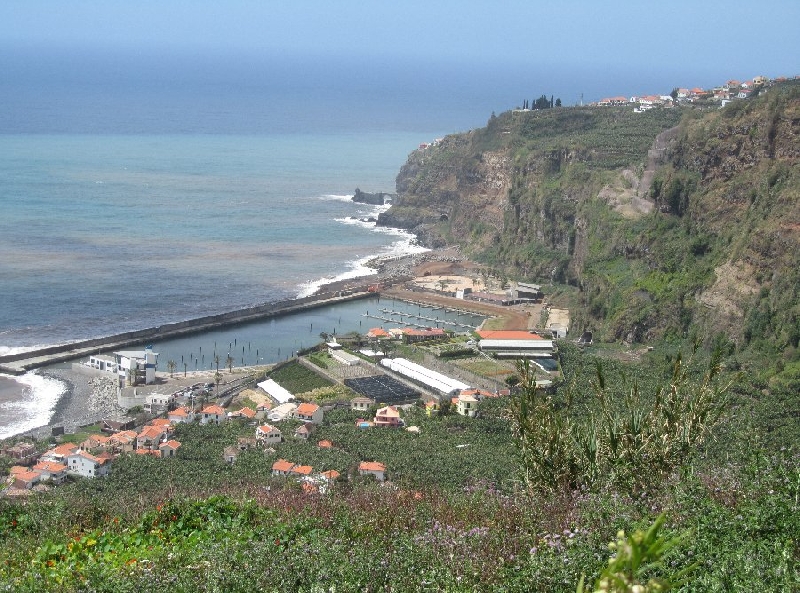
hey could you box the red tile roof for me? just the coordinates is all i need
[359,461,386,472]
[272,459,295,473]
[202,404,225,415]
[318,440,334,448]
[296,402,320,415]
[290,465,313,476]
[34,461,67,473]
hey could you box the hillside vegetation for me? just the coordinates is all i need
[380,82,800,362]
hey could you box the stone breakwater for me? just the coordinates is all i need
[0,289,376,376]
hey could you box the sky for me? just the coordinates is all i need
[0,1,797,131]
[2,1,797,77]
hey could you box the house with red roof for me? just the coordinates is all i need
[271,459,296,476]
[256,424,282,445]
[289,465,313,478]
[200,404,226,426]
[80,434,113,454]
[108,430,138,454]
[374,405,402,427]
[32,461,69,485]
[66,450,111,478]
[358,461,387,482]
[320,469,340,482]
[40,443,80,464]
[168,406,195,424]
[11,470,42,490]
[137,425,167,451]
[228,406,257,420]
[294,402,323,425]
[158,440,182,458]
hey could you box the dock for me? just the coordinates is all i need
[0,290,373,375]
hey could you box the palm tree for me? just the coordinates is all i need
[183,362,188,377]
[213,354,220,372]
[214,370,223,396]
[226,354,234,374]
[167,360,176,378]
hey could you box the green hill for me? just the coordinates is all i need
[380,81,800,359]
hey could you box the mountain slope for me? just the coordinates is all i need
[379,81,800,352]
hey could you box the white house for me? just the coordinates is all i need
[294,402,323,425]
[144,393,173,414]
[456,391,481,418]
[200,404,226,426]
[358,461,387,482]
[32,461,69,485]
[158,440,182,458]
[168,407,195,424]
[255,424,283,445]
[66,451,111,478]
[85,354,118,375]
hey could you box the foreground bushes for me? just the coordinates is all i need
[0,448,796,592]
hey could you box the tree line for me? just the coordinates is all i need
[521,94,561,110]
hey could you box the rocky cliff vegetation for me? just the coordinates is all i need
[379,81,800,360]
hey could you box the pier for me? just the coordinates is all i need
[363,307,480,330]
[0,290,373,375]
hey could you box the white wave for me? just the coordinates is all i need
[296,232,429,299]
[316,194,354,202]
[0,372,67,439]
[0,344,55,357]
[334,216,377,230]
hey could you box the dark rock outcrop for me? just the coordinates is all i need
[352,188,395,206]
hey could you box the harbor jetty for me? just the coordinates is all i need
[0,288,373,375]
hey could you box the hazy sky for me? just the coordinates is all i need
[2,1,797,81]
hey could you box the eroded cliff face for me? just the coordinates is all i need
[379,84,800,345]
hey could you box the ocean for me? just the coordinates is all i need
[0,47,509,438]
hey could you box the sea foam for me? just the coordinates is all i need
[0,372,66,439]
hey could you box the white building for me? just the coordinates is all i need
[330,349,361,366]
[114,346,158,387]
[257,378,296,405]
[85,354,118,374]
[478,338,555,359]
[144,393,173,414]
[66,451,111,478]
[294,402,323,425]
[381,357,470,396]
[268,402,298,423]
[256,424,283,445]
